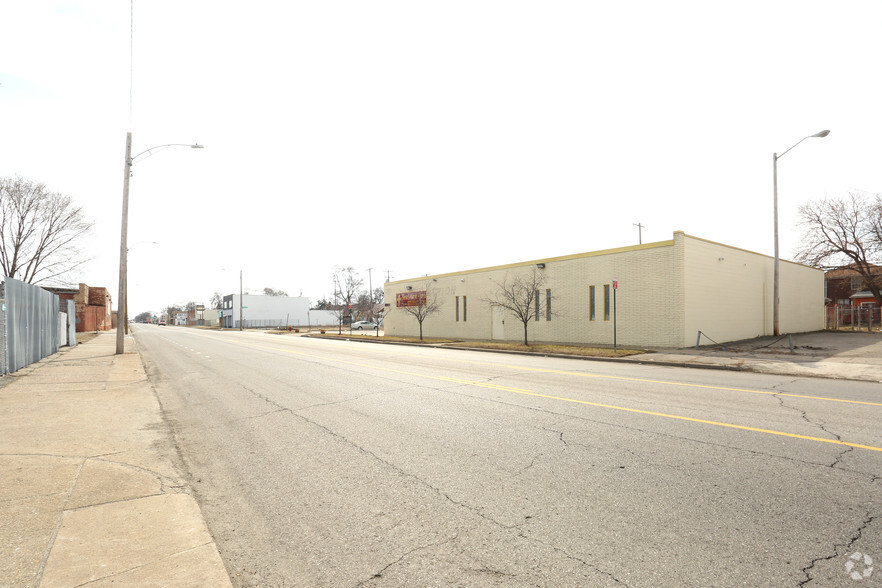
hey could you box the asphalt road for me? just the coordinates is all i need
[132,324,882,587]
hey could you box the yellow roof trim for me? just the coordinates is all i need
[680,233,820,269]
[386,238,676,285]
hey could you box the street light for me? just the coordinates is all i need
[772,129,829,337]
[117,132,203,354]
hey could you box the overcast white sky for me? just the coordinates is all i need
[2,1,881,315]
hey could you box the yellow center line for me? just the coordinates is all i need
[228,331,881,408]
[212,336,882,454]
[459,360,882,408]
[302,341,882,408]
[503,389,882,453]
[169,329,882,406]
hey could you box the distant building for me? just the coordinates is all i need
[44,284,113,332]
[220,294,311,329]
[383,232,825,348]
[824,263,882,307]
[194,309,220,326]
[824,264,881,328]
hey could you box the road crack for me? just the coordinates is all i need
[355,534,458,586]
[798,511,877,586]
[772,392,852,468]
[520,533,630,586]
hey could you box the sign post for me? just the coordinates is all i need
[612,279,618,352]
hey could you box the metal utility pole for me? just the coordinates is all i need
[385,270,393,282]
[772,129,830,336]
[633,222,645,245]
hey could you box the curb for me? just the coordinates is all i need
[299,333,879,382]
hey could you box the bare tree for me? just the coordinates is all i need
[396,282,442,341]
[332,267,364,333]
[210,292,224,310]
[483,268,553,345]
[0,176,93,284]
[796,192,882,305]
[355,292,373,321]
[353,287,385,323]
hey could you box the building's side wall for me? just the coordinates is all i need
[384,239,685,347]
[779,259,826,334]
[241,296,310,324]
[682,235,824,343]
[198,309,220,325]
[221,295,311,327]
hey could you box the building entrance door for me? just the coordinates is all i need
[491,306,505,340]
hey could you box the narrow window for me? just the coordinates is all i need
[546,289,551,321]
[589,286,596,321]
[463,296,467,321]
[604,285,610,321]
[455,296,460,321]
[535,290,540,321]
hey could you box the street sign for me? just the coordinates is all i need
[612,279,618,351]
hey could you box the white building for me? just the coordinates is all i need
[195,309,220,326]
[383,232,825,348]
[220,294,311,329]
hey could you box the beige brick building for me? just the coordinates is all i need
[383,232,824,348]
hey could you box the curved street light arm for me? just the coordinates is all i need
[131,143,204,164]
[775,130,830,161]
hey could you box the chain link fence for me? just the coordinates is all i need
[826,304,880,331]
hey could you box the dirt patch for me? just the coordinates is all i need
[74,332,100,344]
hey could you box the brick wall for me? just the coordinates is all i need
[384,232,824,348]
[384,237,683,347]
[683,234,824,342]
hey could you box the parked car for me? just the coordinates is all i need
[351,320,378,331]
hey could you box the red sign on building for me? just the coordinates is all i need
[396,291,427,307]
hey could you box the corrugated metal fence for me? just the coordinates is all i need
[1,277,66,375]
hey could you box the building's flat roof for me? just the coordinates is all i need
[387,231,819,286]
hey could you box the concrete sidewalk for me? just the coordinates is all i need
[0,331,231,588]
[619,330,882,382]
